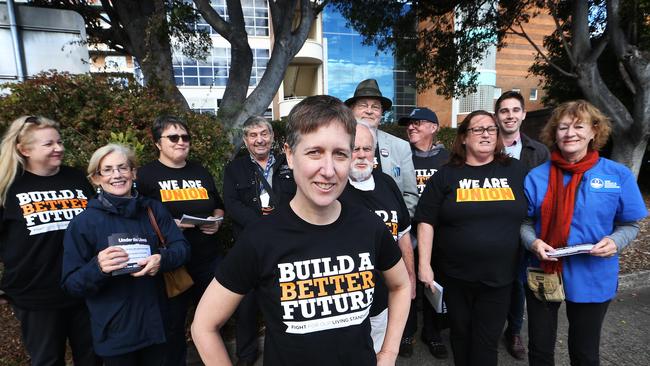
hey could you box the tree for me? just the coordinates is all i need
[192,0,327,138]
[30,0,327,150]
[331,0,650,177]
[32,0,205,109]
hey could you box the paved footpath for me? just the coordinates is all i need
[189,283,650,365]
[397,285,650,366]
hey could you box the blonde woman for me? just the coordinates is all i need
[0,116,98,365]
[62,144,190,366]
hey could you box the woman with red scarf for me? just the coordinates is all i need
[522,100,647,366]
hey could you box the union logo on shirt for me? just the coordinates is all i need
[456,178,515,202]
[158,179,209,202]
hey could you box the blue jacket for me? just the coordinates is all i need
[525,158,647,302]
[62,192,190,357]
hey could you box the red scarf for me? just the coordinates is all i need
[540,149,599,273]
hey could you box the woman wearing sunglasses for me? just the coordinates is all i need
[415,110,528,366]
[137,116,225,366]
[62,143,190,365]
[0,116,99,365]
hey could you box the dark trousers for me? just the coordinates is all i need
[505,278,525,337]
[441,276,511,366]
[103,343,166,366]
[526,287,610,366]
[164,257,222,366]
[235,291,259,362]
[403,280,444,342]
[12,302,99,366]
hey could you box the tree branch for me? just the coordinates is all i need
[313,0,330,15]
[508,24,577,78]
[588,30,609,63]
[571,0,591,61]
[549,3,576,66]
[193,0,232,40]
[98,0,131,53]
[618,61,637,94]
[268,0,284,33]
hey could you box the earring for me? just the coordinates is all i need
[132,181,137,190]
[96,186,102,194]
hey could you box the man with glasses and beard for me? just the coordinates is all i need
[339,121,416,354]
[222,116,296,366]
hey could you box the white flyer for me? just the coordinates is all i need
[424,281,447,313]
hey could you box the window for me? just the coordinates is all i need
[493,87,502,99]
[529,88,538,101]
[459,85,495,113]
[192,0,269,37]
[173,47,269,87]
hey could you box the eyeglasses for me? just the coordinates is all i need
[97,165,132,177]
[468,126,498,135]
[161,134,191,143]
[408,120,434,128]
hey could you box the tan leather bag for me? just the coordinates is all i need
[527,267,565,302]
[147,207,194,298]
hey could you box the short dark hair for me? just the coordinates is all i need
[151,115,189,142]
[285,95,357,150]
[495,91,525,113]
[449,110,509,166]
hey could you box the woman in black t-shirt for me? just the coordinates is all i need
[415,111,527,366]
[137,115,225,366]
[191,96,411,366]
[0,116,98,365]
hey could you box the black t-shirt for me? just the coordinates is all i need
[0,166,94,309]
[215,202,401,366]
[137,160,225,266]
[414,159,527,287]
[412,149,450,196]
[339,171,410,316]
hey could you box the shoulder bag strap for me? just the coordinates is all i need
[146,206,166,248]
[254,166,278,207]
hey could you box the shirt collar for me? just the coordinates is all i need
[349,175,375,191]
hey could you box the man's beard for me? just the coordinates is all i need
[349,158,373,182]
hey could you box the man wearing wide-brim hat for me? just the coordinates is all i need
[346,79,419,355]
[345,79,419,217]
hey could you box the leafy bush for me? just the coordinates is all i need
[0,71,231,185]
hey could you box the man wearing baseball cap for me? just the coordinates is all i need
[346,79,419,217]
[396,107,450,359]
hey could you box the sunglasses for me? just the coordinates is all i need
[161,134,191,143]
[16,116,41,143]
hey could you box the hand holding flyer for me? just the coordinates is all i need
[108,233,152,275]
[547,244,595,258]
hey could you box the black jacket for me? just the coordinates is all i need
[520,133,550,172]
[223,154,296,239]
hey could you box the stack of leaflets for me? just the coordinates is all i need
[547,244,595,258]
[179,214,224,226]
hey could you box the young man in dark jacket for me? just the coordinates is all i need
[495,91,550,360]
[222,116,296,365]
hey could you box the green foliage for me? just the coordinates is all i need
[0,71,231,185]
